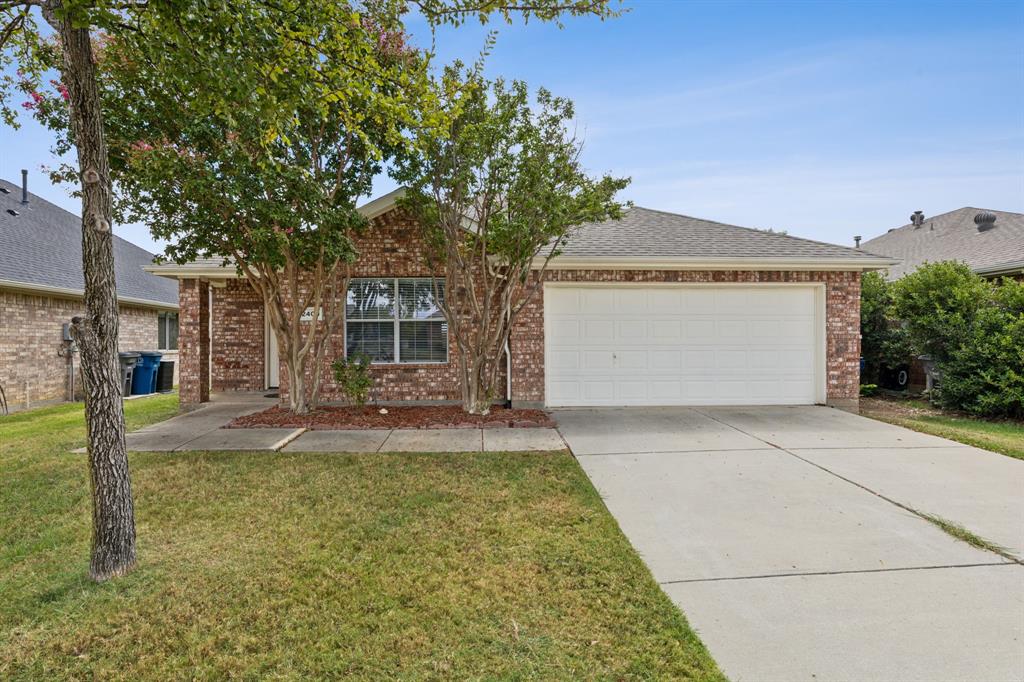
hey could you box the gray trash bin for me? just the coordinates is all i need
[117,352,141,397]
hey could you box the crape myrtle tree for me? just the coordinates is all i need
[95,4,427,415]
[394,68,629,414]
[1,0,145,582]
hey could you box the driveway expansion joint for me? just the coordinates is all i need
[692,408,1022,564]
[658,561,1015,585]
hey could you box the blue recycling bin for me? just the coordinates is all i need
[130,351,163,395]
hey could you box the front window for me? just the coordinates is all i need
[158,311,179,350]
[346,278,447,363]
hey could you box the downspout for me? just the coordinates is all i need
[208,283,213,397]
[504,302,512,409]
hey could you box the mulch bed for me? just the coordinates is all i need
[227,404,556,430]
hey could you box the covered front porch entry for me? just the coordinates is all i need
[176,275,273,408]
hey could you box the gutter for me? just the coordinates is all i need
[0,278,178,310]
[973,260,1024,277]
[531,256,900,271]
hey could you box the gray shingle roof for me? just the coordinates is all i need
[0,178,178,307]
[556,206,893,262]
[861,207,1024,279]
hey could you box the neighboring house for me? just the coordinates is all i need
[149,189,895,413]
[0,174,179,411]
[861,207,1024,280]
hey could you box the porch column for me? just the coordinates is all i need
[179,278,210,407]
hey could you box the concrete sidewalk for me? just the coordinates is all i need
[558,405,1024,682]
[120,395,566,453]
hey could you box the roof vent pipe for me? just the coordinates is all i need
[910,210,924,228]
[854,235,861,248]
[974,211,997,232]
[20,169,28,204]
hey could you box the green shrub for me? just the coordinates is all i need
[860,271,911,384]
[889,264,1023,419]
[891,261,991,364]
[859,383,879,397]
[933,278,1024,419]
[331,353,374,406]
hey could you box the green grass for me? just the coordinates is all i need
[0,395,722,680]
[918,513,1013,559]
[863,399,1024,461]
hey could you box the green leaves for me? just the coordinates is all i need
[394,66,629,269]
[888,262,1024,418]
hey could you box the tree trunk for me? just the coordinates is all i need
[461,353,492,415]
[286,348,309,414]
[45,1,136,581]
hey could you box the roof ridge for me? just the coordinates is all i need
[864,206,1024,243]
[629,205,869,257]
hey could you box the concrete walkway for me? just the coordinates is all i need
[123,395,565,453]
[558,405,1024,682]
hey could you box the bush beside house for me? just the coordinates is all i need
[861,261,1024,419]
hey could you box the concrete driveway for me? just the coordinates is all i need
[558,406,1024,682]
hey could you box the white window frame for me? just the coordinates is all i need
[158,311,179,351]
[345,277,448,365]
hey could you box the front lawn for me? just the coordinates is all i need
[0,395,721,680]
[861,396,1024,461]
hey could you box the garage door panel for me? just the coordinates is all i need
[583,381,614,401]
[680,290,718,314]
[549,319,580,343]
[548,350,580,370]
[650,289,684,312]
[617,320,647,339]
[582,350,614,370]
[544,286,820,407]
[718,320,748,339]
[580,289,615,313]
[651,350,682,370]
[617,350,649,369]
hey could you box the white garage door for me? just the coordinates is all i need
[544,285,823,407]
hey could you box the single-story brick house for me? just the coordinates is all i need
[0,174,179,411]
[149,189,896,413]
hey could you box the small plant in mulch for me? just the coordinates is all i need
[227,405,556,430]
[331,353,374,406]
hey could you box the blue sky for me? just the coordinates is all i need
[2,0,1022,254]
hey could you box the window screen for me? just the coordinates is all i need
[346,278,446,363]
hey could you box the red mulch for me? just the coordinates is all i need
[227,404,556,430]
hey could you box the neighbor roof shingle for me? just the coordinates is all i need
[0,178,178,306]
[861,207,1024,279]
[555,206,892,262]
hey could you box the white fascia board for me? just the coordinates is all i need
[0,278,179,310]
[531,256,901,271]
[357,187,406,221]
[143,264,239,279]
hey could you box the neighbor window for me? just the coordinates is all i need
[158,311,179,350]
[346,278,447,363]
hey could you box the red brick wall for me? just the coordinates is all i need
[509,269,861,409]
[0,287,173,410]
[211,280,265,392]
